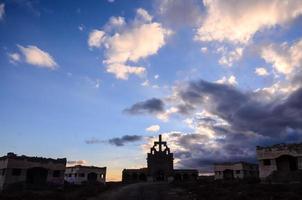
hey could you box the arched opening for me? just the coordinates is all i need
[156,170,165,181]
[276,155,298,171]
[139,173,147,181]
[87,172,97,183]
[174,173,181,181]
[183,173,189,181]
[26,167,48,186]
[223,169,234,180]
[132,173,138,180]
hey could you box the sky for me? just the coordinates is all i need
[1,0,302,181]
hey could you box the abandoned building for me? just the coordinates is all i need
[64,165,106,185]
[0,152,66,191]
[214,162,259,180]
[257,143,302,182]
[122,135,198,182]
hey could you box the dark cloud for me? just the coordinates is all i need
[178,80,302,138]
[108,135,143,146]
[124,98,165,115]
[67,160,87,165]
[129,79,302,173]
[85,135,143,146]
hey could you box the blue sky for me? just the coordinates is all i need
[1,0,302,181]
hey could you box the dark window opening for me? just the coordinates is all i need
[263,159,271,166]
[53,170,61,177]
[12,168,22,176]
[236,170,240,174]
[79,173,85,177]
[68,174,72,177]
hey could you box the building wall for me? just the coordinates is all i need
[214,163,258,180]
[0,154,66,190]
[65,166,106,185]
[257,145,302,180]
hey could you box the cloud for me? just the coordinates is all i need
[146,125,160,132]
[261,39,302,75]
[195,0,302,44]
[108,135,143,146]
[134,78,302,171]
[124,98,165,115]
[201,47,208,53]
[154,74,159,79]
[88,29,105,48]
[67,160,87,166]
[255,67,269,76]
[78,24,84,31]
[8,53,21,64]
[0,3,4,20]
[88,8,171,80]
[217,47,243,67]
[216,75,238,86]
[155,0,203,28]
[17,45,58,69]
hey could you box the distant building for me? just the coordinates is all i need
[64,165,106,185]
[122,135,198,182]
[214,162,258,180]
[0,152,66,191]
[257,143,302,182]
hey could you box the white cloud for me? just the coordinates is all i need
[78,24,84,31]
[196,0,302,44]
[201,47,208,53]
[18,45,58,69]
[0,3,5,20]
[255,67,269,76]
[261,39,302,75]
[216,75,238,86]
[89,8,171,80]
[8,53,21,64]
[156,107,178,122]
[154,74,159,79]
[218,47,243,67]
[141,80,149,87]
[146,125,160,132]
[136,8,153,22]
[106,63,146,80]
[88,29,106,48]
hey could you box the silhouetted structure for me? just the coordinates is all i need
[257,143,302,183]
[214,162,258,180]
[122,135,198,182]
[65,165,106,185]
[0,152,66,191]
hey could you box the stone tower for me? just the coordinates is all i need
[147,134,174,181]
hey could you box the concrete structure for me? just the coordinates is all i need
[0,152,66,191]
[65,165,106,185]
[122,135,198,182]
[214,162,258,180]
[257,143,302,182]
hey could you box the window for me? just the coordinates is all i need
[79,173,85,177]
[53,170,61,177]
[75,173,78,177]
[12,168,22,176]
[68,174,72,177]
[236,170,240,174]
[263,159,271,166]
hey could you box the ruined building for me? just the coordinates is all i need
[257,143,302,182]
[122,135,198,182]
[65,165,106,185]
[0,153,66,191]
[214,162,258,180]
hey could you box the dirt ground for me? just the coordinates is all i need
[1,181,302,200]
[90,182,191,200]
